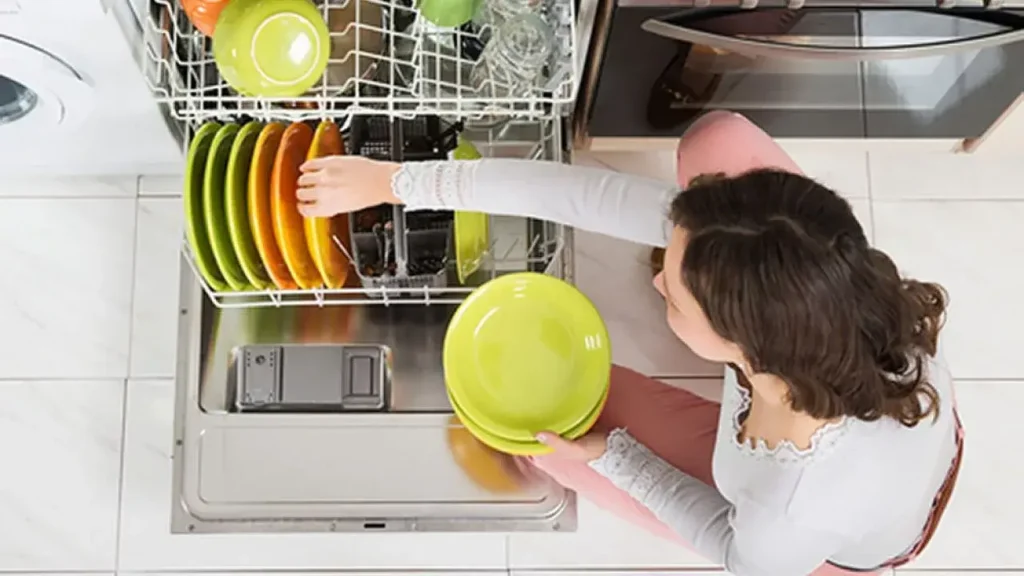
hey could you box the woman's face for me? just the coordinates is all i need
[653,227,741,364]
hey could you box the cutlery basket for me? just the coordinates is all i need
[347,116,459,295]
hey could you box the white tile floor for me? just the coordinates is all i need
[0,147,1021,576]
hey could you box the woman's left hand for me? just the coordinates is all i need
[536,430,609,462]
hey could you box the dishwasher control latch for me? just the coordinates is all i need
[235,345,388,413]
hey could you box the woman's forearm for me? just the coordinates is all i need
[391,158,678,247]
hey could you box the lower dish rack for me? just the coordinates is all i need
[182,116,572,308]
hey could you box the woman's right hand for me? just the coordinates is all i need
[297,155,402,218]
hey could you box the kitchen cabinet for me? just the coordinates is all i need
[507,378,721,571]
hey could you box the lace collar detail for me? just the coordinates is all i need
[729,380,853,466]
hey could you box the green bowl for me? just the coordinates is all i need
[417,0,482,28]
[213,0,330,98]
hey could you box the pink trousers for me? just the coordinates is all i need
[523,365,879,576]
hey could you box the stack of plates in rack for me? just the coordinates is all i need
[184,120,354,293]
[443,272,612,455]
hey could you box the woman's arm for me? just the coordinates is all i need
[391,159,678,248]
[591,429,851,576]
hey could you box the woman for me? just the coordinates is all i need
[297,111,963,576]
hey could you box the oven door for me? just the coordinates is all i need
[584,1,1024,139]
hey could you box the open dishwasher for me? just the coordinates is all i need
[135,0,584,534]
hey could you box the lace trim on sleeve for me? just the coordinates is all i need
[588,428,680,505]
[390,160,482,209]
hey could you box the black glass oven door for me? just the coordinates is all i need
[588,5,1024,139]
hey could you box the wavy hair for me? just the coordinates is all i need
[669,169,945,426]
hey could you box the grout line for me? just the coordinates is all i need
[868,197,1024,203]
[109,565,516,569]
[0,377,136,383]
[0,195,138,200]
[114,379,130,572]
[504,534,512,573]
[125,198,143,380]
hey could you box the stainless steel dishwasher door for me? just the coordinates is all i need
[172,257,578,534]
[170,120,579,535]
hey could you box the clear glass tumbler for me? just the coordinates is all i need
[470,12,553,101]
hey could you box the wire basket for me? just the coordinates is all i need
[140,0,577,122]
[180,118,573,308]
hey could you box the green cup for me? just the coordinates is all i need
[417,0,483,28]
[213,0,330,98]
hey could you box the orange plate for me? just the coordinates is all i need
[303,121,351,289]
[271,122,322,290]
[249,123,297,290]
[180,0,228,36]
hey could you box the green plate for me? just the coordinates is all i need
[450,136,488,284]
[184,122,229,292]
[203,124,251,291]
[226,121,273,290]
[443,272,611,442]
[448,383,608,456]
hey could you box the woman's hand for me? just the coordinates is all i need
[296,155,402,218]
[536,430,609,462]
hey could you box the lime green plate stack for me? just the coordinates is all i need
[443,272,612,455]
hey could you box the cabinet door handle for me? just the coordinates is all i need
[642,15,1024,61]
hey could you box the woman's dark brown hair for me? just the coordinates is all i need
[670,169,946,426]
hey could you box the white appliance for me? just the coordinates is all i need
[0,0,181,175]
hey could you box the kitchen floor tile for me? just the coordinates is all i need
[0,198,136,378]
[510,572,729,576]
[900,380,1024,570]
[897,569,1024,573]
[574,150,678,184]
[509,497,716,567]
[0,380,123,571]
[575,230,722,378]
[780,147,870,199]
[508,498,715,570]
[122,569,503,573]
[574,147,870,199]
[138,174,184,197]
[0,175,137,198]
[119,380,508,571]
[873,200,1024,380]
[870,152,1024,200]
[130,198,183,378]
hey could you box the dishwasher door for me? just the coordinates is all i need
[170,119,581,534]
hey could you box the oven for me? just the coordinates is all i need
[574,0,1024,143]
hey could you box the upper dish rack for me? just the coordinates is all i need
[141,0,578,122]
